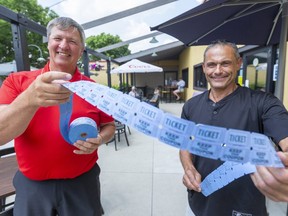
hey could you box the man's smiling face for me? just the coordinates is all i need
[47,26,84,73]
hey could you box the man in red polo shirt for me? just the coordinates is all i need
[0,17,115,216]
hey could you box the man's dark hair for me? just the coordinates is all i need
[203,39,240,61]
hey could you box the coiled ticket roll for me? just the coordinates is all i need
[59,95,98,144]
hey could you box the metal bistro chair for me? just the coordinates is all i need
[160,86,169,103]
[106,121,130,151]
[176,89,186,103]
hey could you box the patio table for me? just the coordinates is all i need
[0,155,17,211]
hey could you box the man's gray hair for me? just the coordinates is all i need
[203,39,240,61]
[47,17,86,47]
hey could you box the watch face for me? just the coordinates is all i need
[253,58,259,67]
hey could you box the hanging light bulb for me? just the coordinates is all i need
[149,36,159,43]
[151,52,158,57]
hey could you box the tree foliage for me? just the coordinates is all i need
[0,1,131,68]
[0,0,58,67]
[86,33,131,61]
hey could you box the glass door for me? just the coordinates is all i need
[242,48,270,91]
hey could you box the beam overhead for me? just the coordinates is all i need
[115,41,184,63]
[96,32,163,52]
[81,0,178,30]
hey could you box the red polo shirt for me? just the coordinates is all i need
[0,63,114,180]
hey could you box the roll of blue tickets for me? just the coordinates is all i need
[59,95,98,144]
[68,117,98,143]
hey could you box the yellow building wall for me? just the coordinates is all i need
[283,51,288,109]
[155,60,179,70]
[89,62,130,89]
[90,72,123,88]
[178,46,207,100]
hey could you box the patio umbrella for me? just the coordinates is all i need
[110,59,163,87]
[151,0,288,100]
[0,61,38,75]
[0,61,17,76]
[110,59,163,74]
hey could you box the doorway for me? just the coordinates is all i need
[242,46,276,93]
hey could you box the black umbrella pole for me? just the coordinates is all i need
[275,1,288,101]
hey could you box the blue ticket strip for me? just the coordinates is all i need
[201,162,256,196]
[62,81,284,196]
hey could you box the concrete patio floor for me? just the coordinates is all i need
[98,102,187,216]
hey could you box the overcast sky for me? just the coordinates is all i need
[37,0,202,53]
